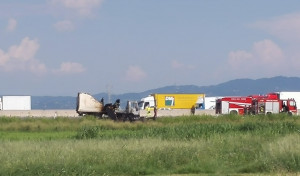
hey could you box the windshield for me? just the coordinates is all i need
[290,100,296,107]
[138,101,144,108]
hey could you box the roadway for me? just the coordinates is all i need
[0,109,216,118]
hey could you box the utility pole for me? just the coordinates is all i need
[106,84,113,103]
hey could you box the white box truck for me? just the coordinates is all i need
[2,96,31,110]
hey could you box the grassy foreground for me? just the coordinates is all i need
[0,115,299,175]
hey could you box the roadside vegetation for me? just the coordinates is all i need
[0,114,299,175]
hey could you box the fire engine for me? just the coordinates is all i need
[216,93,297,115]
[249,93,297,115]
[215,97,252,115]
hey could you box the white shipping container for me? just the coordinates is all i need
[2,96,31,110]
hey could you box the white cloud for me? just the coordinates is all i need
[54,20,75,31]
[0,38,86,75]
[252,40,284,65]
[228,50,253,69]
[228,39,286,75]
[0,50,9,66]
[8,37,40,61]
[6,18,17,32]
[54,62,85,74]
[124,65,147,82]
[29,60,47,74]
[51,0,104,17]
[0,37,47,74]
[252,13,300,42]
[246,12,300,77]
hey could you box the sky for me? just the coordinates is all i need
[1,0,300,96]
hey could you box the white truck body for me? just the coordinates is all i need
[2,96,31,110]
[204,97,223,110]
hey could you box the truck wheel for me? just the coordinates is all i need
[96,113,104,119]
[128,114,134,122]
[230,110,238,115]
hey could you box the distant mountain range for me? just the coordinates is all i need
[31,76,300,109]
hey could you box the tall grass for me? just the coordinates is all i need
[0,136,299,175]
[0,114,299,175]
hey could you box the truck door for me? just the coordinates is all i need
[265,102,272,114]
[287,100,297,113]
[272,102,279,113]
[221,101,229,114]
[258,102,265,114]
[265,102,279,114]
[215,99,221,114]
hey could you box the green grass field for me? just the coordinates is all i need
[0,114,299,175]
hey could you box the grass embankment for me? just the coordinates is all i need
[0,115,299,175]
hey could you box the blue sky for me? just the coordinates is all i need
[1,0,300,96]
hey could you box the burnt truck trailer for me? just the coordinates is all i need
[76,92,104,116]
[76,92,141,121]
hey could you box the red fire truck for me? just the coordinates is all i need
[215,97,252,115]
[249,93,297,115]
[216,93,297,115]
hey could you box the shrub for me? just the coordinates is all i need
[75,126,99,139]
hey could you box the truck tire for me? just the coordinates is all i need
[128,114,134,122]
[230,110,238,115]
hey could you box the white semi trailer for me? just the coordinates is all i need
[203,97,223,110]
[1,96,31,110]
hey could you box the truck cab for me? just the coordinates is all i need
[281,99,297,115]
[138,95,155,110]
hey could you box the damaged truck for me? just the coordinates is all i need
[76,92,142,121]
